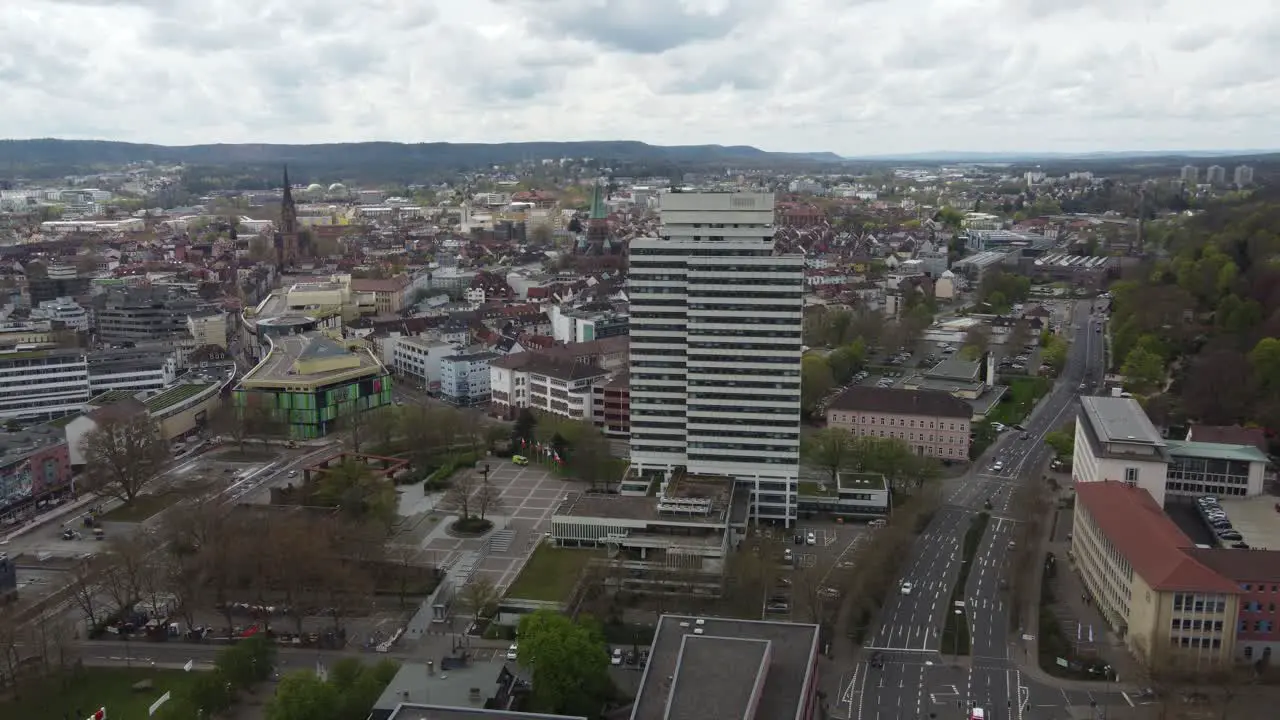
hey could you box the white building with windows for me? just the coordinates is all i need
[0,348,91,420]
[628,191,804,525]
[1073,396,1270,507]
[438,350,498,406]
[390,335,458,394]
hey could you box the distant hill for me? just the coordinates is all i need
[845,149,1280,163]
[0,139,844,179]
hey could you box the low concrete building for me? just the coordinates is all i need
[549,469,748,596]
[797,472,890,518]
[630,615,821,720]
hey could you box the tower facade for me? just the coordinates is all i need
[276,165,300,268]
[627,191,804,525]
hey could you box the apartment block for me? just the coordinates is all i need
[824,387,972,461]
[629,191,804,525]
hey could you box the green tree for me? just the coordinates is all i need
[315,460,399,528]
[801,355,835,416]
[1042,336,1069,375]
[517,610,613,716]
[802,428,855,484]
[826,340,866,384]
[1045,426,1075,459]
[960,326,991,360]
[1121,346,1165,395]
[1249,337,1280,396]
[266,672,341,720]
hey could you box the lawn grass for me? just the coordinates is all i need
[505,544,595,602]
[0,667,201,719]
[988,376,1051,426]
[98,491,187,523]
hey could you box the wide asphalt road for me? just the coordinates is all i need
[837,299,1125,720]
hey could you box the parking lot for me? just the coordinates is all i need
[764,520,869,620]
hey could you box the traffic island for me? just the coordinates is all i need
[942,511,990,657]
[447,517,495,536]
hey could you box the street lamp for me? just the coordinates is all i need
[952,609,964,661]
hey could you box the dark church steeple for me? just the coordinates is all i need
[276,164,300,268]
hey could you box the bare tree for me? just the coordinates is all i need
[337,401,368,452]
[385,543,424,609]
[211,403,249,453]
[30,612,78,675]
[0,607,21,691]
[66,554,109,631]
[441,469,480,520]
[79,412,170,504]
[475,477,503,521]
[457,577,501,627]
[366,405,401,451]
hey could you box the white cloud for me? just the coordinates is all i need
[1,0,1275,155]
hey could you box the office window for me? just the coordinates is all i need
[1124,467,1139,485]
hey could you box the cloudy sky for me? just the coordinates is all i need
[2,0,1276,155]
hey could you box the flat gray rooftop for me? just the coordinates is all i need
[1080,396,1163,446]
[666,635,769,720]
[630,615,819,720]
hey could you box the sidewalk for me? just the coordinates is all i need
[1015,485,1143,692]
[0,494,98,544]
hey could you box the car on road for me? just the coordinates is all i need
[611,648,623,665]
[969,708,986,720]
[992,461,1005,472]
[512,455,529,465]
[783,548,794,563]
[506,644,518,661]
[900,582,913,596]
[806,532,816,546]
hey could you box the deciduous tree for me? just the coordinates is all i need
[801,355,834,416]
[517,610,613,717]
[802,428,855,485]
[79,412,169,504]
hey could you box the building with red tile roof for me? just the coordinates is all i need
[1073,481,1241,667]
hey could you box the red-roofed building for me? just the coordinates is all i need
[1073,481,1241,666]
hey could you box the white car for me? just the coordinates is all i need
[611,648,623,666]
[900,582,914,596]
[992,461,1004,472]
[506,644,518,661]
[806,532,817,546]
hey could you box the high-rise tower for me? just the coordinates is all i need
[627,191,804,525]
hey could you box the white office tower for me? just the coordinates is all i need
[628,191,804,525]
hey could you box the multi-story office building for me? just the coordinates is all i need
[1072,396,1269,506]
[439,350,499,407]
[628,191,804,525]
[0,348,91,420]
[825,387,972,461]
[95,290,216,343]
[87,347,178,395]
[1073,481,1241,668]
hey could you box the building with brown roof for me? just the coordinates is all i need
[1186,425,1268,453]
[351,276,411,314]
[489,351,609,422]
[824,387,971,462]
[1185,547,1280,662]
[1073,481,1241,667]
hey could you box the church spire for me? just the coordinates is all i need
[282,164,294,205]
[589,179,607,220]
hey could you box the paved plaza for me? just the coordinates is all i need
[416,459,576,590]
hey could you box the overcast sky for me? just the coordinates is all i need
[2,0,1276,156]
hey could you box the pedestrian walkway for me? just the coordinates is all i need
[487,528,515,554]
[1017,487,1144,692]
